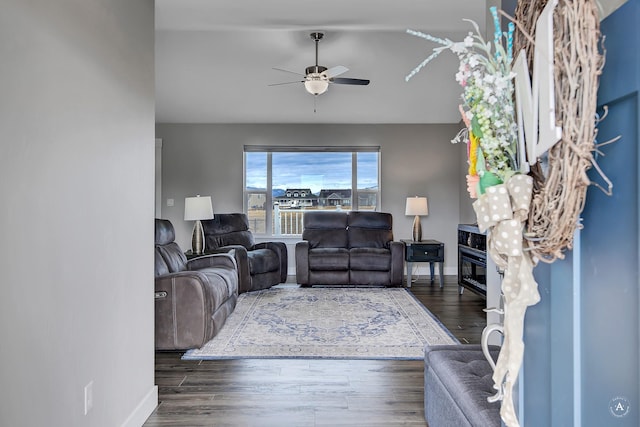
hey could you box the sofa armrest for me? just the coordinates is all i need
[187,251,237,271]
[295,241,310,285]
[155,270,210,288]
[205,245,251,293]
[254,241,288,283]
[154,271,216,350]
[389,241,405,286]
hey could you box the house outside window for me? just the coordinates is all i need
[244,146,380,236]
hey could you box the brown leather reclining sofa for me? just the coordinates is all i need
[154,219,238,350]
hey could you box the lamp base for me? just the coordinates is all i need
[412,215,422,242]
[191,220,205,255]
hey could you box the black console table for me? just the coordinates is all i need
[401,239,445,288]
[457,224,487,297]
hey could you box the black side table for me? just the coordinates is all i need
[401,239,445,288]
[184,251,206,260]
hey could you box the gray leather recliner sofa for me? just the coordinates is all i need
[154,219,238,350]
[201,213,288,293]
[295,211,404,286]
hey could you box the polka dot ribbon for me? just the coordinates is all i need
[472,174,540,427]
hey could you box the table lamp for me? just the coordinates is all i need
[405,196,429,242]
[184,195,214,255]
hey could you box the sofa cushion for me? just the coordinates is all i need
[348,228,392,249]
[348,211,393,229]
[200,267,238,303]
[309,270,350,285]
[302,212,349,249]
[202,214,256,250]
[303,211,348,229]
[350,248,391,271]
[350,270,391,286]
[209,230,255,250]
[156,242,187,273]
[308,248,349,270]
[303,229,349,249]
[154,250,170,277]
[247,248,279,274]
[210,213,249,233]
[347,212,393,249]
[155,219,176,246]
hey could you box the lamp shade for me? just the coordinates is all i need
[405,196,428,216]
[184,195,214,221]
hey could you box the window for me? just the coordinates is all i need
[244,146,380,236]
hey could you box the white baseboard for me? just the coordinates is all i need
[121,385,158,427]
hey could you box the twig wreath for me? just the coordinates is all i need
[406,1,610,426]
[514,0,611,263]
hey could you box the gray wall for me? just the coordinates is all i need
[0,1,157,426]
[155,123,465,276]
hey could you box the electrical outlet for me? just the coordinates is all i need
[84,381,94,415]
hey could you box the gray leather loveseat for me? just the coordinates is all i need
[295,211,404,286]
[154,219,238,350]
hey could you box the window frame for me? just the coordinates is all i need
[243,145,381,236]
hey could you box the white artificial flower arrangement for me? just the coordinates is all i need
[406,7,519,189]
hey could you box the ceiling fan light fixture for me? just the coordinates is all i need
[304,76,329,95]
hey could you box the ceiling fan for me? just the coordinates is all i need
[270,32,370,97]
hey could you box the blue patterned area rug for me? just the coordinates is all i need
[182,287,458,360]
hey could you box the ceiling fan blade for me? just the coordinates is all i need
[323,65,349,78]
[268,80,305,86]
[273,67,304,76]
[330,77,370,86]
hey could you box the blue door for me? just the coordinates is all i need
[521,1,640,426]
[580,0,639,424]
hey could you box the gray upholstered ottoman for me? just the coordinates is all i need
[424,345,501,427]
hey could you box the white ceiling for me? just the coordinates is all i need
[155,0,489,124]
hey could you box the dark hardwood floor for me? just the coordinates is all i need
[407,276,486,345]
[144,276,486,426]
